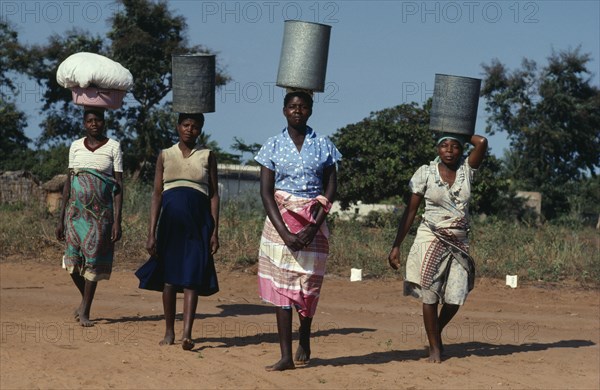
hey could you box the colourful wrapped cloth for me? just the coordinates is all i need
[404,217,475,305]
[257,190,330,318]
[278,193,331,234]
[63,169,118,281]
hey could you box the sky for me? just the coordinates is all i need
[3,0,599,158]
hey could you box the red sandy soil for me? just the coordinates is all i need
[1,260,598,389]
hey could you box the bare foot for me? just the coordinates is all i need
[159,332,175,346]
[182,338,195,351]
[265,358,295,372]
[78,313,94,327]
[73,308,80,320]
[428,347,442,363]
[294,345,310,366]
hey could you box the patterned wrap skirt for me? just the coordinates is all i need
[63,169,118,281]
[257,191,330,318]
[135,187,219,296]
[404,217,475,305]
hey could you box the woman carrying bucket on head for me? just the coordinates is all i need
[255,90,341,371]
[388,74,488,363]
[254,20,340,372]
[135,54,220,351]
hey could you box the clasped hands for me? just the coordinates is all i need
[283,224,319,252]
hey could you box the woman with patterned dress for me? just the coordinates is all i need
[254,91,341,371]
[135,113,219,351]
[388,133,488,363]
[56,107,124,327]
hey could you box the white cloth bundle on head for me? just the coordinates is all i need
[57,52,133,91]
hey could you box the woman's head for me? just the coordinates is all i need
[176,113,204,144]
[83,107,105,137]
[177,113,205,127]
[283,91,313,129]
[283,91,313,109]
[436,134,467,166]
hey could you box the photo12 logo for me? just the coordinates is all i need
[198,320,339,343]
[400,321,539,344]
[1,321,139,345]
[1,1,122,24]
[199,1,340,24]
[1,80,45,104]
[400,1,540,24]
[400,81,434,104]
[218,81,339,104]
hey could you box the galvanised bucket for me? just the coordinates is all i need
[172,54,215,113]
[430,74,481,135]
[276,20,331,92]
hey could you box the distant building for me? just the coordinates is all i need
[41,174,68,213]
[217,164,261,203]
[0,171,44,205]
[330,202,396,220]
[516,191,542,215]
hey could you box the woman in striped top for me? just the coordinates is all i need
[55,107,124,327]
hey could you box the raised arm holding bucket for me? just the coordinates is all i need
[388,73,488,363]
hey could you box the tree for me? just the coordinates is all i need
[481,47,600,219]
[22,0,230,180]
[331,100,518,217]
[331,102,435,208]
[231,137,261,165]
[0,21,30,168]
[108,0,229,178]
[199,133,241,165]
[469,152,521,218]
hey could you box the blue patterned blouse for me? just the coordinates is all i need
[254,127,342,198]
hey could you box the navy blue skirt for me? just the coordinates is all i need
[135,187,219,296]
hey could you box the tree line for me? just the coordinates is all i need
[1,0,598,222]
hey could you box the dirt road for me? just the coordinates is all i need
[1,261,598,389]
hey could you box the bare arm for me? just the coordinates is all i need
[146,152,164,257]
[259,166,306,252]
[467,134,488,169]
[208,151,220,255]
[296,164,337,246]
[55,169,72,241]
[111,171,123,242]
[388,193,423,270]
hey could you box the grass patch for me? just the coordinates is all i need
[1,180,598,286]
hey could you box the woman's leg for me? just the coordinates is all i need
[422,303,442,363]
[295,313,312,364]
[182,288,198,350]
[438,304,460,333]
[70,273,85,319]
[78,279,97,327]
[160,283,177,345]
[71,273,97,327]
[266,307,295,371]
[438,303,460,353]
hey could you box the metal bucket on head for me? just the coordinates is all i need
[276,20,331,93]
[172,53,215,113]
[430,74,481,135]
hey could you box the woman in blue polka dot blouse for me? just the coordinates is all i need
[254,91,342,371]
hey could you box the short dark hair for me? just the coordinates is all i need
[83,107,105,119]
[177,113,205,126]
[284,91,313,109]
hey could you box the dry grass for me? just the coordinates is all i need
[1,180,598,286]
